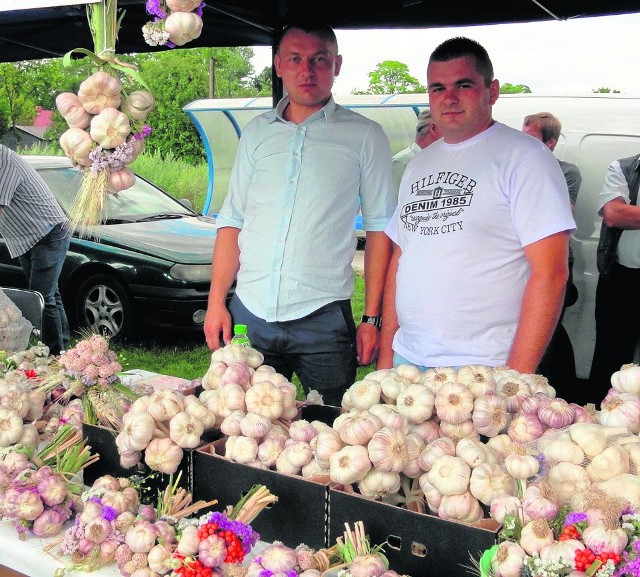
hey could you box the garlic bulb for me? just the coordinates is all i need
[610,363,640,396]
[469,463,517,506]
[521,482,562,521]
[120,411,155,451]
[582,516,628,555]
[367,426,409,473]
[329,445,372,485]
[282,440,313,469]
[217,382,246,417]
[396,384,435,424]
[148,390,185,422]
[418,474,442,513]
[569,422,608,458]
[289,419,317,442]
[313,428,344,468]
[418,436,456,472]
[472,394,508,437]
[586,444,630,482]
[456,437,493,468]
[169,411,204,448]
[437,491,484,523]
[439,419,480,443]
[600,392,640,433]
[402,433,426,479]
[521,373,557,398]
[540,432,585,465]
[519,518,554,554]
[164,11,203,46]
[78,70,122,114]
[408,418,441,444]
[59,127,94,167]
[257,435,286,468]
[490,495,524,525]
[456,364,496,398]
[245,381,284,421]
[421,366,458,393]
[368,403,409,434]
[537,397,576,430]
[434,382,474,424]
[348,379,382,410]
[491,541,526,577]
[357,469,402,499]
[495,375,531,413]
[220,410,245,436]
[226,435,258,464]
[547,461,591,502]
[339,411,383,446]
[504,451,540,480]
[239,411,272,439]
[90,106,131,149]
[144,437,183,474]
[427,455,471,496]
[507,412,545,444]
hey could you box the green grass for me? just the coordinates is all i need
[114,272,375,388]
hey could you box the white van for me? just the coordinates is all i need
[492,94,640,379]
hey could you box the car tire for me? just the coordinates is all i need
[75,274,132,342]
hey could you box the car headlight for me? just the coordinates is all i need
[170,263,212,282]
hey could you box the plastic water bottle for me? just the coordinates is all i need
[231,324,251,347]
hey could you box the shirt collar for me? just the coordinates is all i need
[272,95,336,124]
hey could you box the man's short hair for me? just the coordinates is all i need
[430,37,494,87]
[523,112,562,144]
[416,109,433,134]
[276,22,338,53]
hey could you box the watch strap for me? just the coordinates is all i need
[361,314,382,329]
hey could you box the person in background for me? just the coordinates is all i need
[522,112,582,399]
[391,108,442,196]
[0,144,71,355]
[378,37,575,374]
[588,153,640,404]
[204,22,394,407]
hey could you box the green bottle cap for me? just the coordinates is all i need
[234,324,248,335]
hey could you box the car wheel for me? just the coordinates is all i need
[75,274,132,342]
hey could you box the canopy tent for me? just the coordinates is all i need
[184,94,429,217]
[1,0,639,64]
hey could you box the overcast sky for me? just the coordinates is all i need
[251,13,640,96]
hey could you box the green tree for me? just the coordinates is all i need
[0,63,37,144]
[593,87,621,93]
[500,83,531,94]
[362,60,426,95]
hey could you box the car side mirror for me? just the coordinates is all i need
[179,198,193,210]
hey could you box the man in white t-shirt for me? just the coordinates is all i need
[378,37,576,374]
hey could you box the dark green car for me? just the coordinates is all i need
[0,156,218,342]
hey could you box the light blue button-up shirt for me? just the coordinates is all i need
[216,96,394,322]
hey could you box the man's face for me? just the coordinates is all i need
[427,55,499,144]
[274,28,342,113]
[522,122,544,141]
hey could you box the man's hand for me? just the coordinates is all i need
[204,303,232,350]
[356,322,379,365]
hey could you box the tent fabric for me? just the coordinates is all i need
[0,0,639,63]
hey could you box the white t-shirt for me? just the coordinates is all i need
[386,122,576,367]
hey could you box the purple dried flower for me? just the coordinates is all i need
[102,506,118,521]
[565,512,588,526]
[145,0,166,18]
[196,2,204,17]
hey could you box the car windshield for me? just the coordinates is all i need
[36,166,194,222]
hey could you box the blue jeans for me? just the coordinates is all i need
[18,223,71,355]
[229,295,357,407]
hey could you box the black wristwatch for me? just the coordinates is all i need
[361,314,382,329]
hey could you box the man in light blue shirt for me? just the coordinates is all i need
[204,22,394,406]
